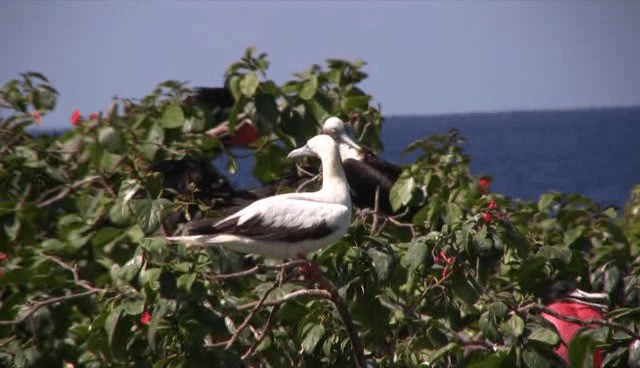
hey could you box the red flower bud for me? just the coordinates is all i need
[89,113,99,120]
[488,200,497,209]
[482,212,492,223]
[0,253,7,261]
[70,109,82,126]
[479,177,491,188]
[140,311,151,325]
[32,111,42,126]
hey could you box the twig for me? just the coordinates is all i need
[37,175,101,208]
[0,132,22,157]
[332,297,367,367]
[0,290,99,326]
[0,253,104,326]
[224,278,282,350]
[242,303,281,359]
[357,122,372,143]
[296,173,321,193]
[204,259,308,281]
[370,186,381,234]
[236,288,331,310]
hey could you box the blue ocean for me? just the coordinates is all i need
[225,107,640,209]
[37,107,640,209]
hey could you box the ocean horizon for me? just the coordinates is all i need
[29,106,640,209]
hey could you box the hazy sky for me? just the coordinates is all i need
[1,1,639,129]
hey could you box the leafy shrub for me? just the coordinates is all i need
[0,48,638,367]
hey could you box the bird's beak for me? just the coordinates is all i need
[287,145,314,159]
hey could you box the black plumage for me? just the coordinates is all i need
[322,117,403,215]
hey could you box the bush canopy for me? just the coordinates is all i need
[1,47,639,367]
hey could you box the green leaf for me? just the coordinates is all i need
[177,273,197,292]
[301,324,325,354]
[105,307,126,359]
[139,124,165,161]
[390,172,416,212]
[122,299,145,316]
[240,72,259,97]
[479,311,502,343]
[98,126,125,153]
[564,226,585,248]
[133,198,173,235]
[501,314,525,338]
[522,349,554,368]
[341,95,370,111]
[539,245,572,265]
[401,240,428,271]
[159,103,185,128]
[538,193,559,211]
[466,350,508,368]
[299,75,318,100]
[367,248,392,281]
[255,92,278,132]
[228,74,242,101]
[528,327,560,346]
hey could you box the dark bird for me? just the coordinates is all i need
[322,116,402,215]
[167,135,352,259]
[183,86,260,147]
[541,280,609,367]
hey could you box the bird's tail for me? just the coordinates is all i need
[165,235,209,247]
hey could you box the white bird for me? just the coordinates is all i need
[322,117,402,214]
[166,134,352,259]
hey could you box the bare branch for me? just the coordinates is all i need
[236,288,331,310]
[0,290,99,326]
[225,278,282,350]
[0,253,105,326]
[37,175,101,208]
[204,259,308,281]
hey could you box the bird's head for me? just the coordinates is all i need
[542,280,610,312]
[322,116,346,137]
[321,116,361,150]
[287,134,338,160]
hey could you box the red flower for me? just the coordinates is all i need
[479,177,491,188]
[482,212,492,223]
[230,121,260,147]
[140,311,151,325]
[32,111,42,126]
[70,109,82,126]
[488,200,497,209]
[89,112,99,120]
[439,250,453,264]
[0,253,7,261]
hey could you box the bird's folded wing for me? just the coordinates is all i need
[187,197,348,243]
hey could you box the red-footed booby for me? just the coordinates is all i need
[166,134,352,259]
[322,117,402,215]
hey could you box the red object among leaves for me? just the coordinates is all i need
[70,109,81,126]
[488,200,497,209]
[140,311,151,325]
[0,253,7,262]
[32,111,42,126]
[482,212,492,223]
[89,113,99,120]
[542,301,605,367]
[479,177,491,188]
[230,121,260,147]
